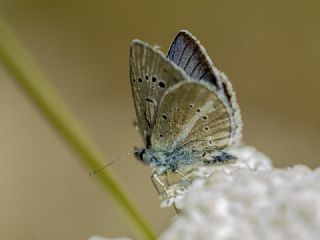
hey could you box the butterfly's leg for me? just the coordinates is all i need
[150,174,162,195]
[151,174,180,214]
[173,204,181,214]
[164,171,170,185]
[151,173,170,196]
[175,170,192,184]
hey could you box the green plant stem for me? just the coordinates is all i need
[0,20,156,240]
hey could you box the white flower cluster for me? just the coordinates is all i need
[160,146,320,240]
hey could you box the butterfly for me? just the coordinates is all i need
[129,30,242,192]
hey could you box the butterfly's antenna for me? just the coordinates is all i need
[90,151,134,176]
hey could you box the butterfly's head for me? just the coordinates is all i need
[135,148,154,164]
[134,148,145,162]
[134,147,165,169]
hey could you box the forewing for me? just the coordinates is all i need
[167,30,221,88]
[129,40,188,145]
[167,30,242,145]
[151,81,233,160]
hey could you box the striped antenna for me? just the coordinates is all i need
[90,151,134,176]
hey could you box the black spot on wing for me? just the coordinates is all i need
[145,98,154,103]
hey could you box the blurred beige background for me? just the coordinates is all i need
[0,0,319,239]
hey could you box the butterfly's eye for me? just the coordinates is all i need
[137,149,145,160]
[158,81,166,88]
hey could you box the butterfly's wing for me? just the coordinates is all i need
[151,81,235,163]
[129,40,188,146]
[167,30,221,89]
[167,30,242,145]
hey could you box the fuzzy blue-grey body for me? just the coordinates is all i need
[136,147,236,175]
[136,147,196,175]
